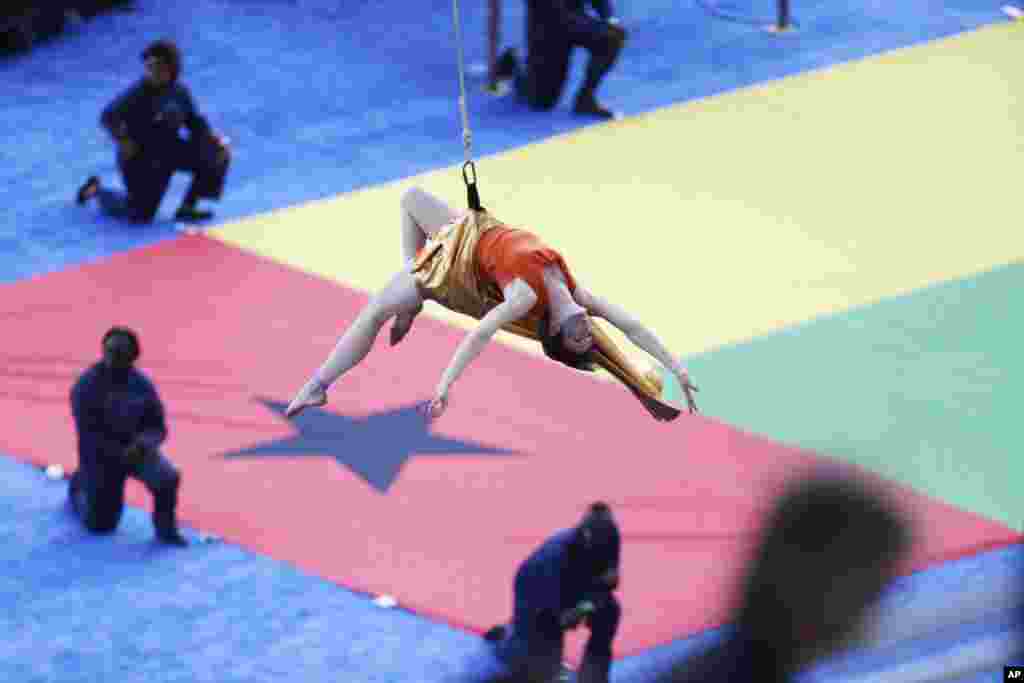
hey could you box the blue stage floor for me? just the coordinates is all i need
[1,0,1019,680]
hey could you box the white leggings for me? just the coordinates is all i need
[316,188,461,387]
[400,186,461,264]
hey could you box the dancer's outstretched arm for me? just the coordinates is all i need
[575,286,699,413]
[426,280,537,420]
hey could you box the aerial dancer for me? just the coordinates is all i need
[286,187,698,422]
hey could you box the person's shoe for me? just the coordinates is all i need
[482,624,507,642]
[156,528,189,546]
[174,206,214,222]
[76,176,100,205]
[573,92,618,120]
[1003,4,1024,18]
[286,377,328,418]
[493,48,518,81]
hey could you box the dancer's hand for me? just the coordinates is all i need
[678,371,699,414]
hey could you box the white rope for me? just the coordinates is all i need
[451,0,473,162]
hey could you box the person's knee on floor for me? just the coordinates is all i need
[68,469,125,534]
[511,43,572,112]
[84,495,124,534]
[76,165,164,223]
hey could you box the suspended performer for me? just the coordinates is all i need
[285,187,698,421]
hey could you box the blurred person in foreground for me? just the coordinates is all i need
[76,39,231,223]
[656,471,912,683]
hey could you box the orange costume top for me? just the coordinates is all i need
[411,210,680,421]
[474,223,577,320]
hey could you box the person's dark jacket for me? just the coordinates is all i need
[71,363,167,471]
[514,525,619,638]
[100,79,212,158]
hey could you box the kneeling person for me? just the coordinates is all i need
[76,40,231,223]
[485,502,622,683]
[68,327,187,546]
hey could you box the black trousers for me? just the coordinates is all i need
[495,593,620,683]
[69,450,181,535]
[99,136,229,222]
[517,22,625,110]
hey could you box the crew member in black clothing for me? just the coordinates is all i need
[492,0,628,119]
[483,502,622,683]
[656,473,911,683]
[68,327,187,546]
[76,39,231,223]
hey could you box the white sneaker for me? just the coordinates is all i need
[285,378,327,418]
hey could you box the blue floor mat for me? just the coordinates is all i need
[2,0,1020,680]
[0,454,485,683]
[3,452,1020,683]
[0,0,1009,284]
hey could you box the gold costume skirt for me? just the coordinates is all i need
[412,211,680,421]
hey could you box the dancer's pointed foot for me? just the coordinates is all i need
[286,378,327,418]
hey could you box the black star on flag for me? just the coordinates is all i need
[218,399,519,492]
